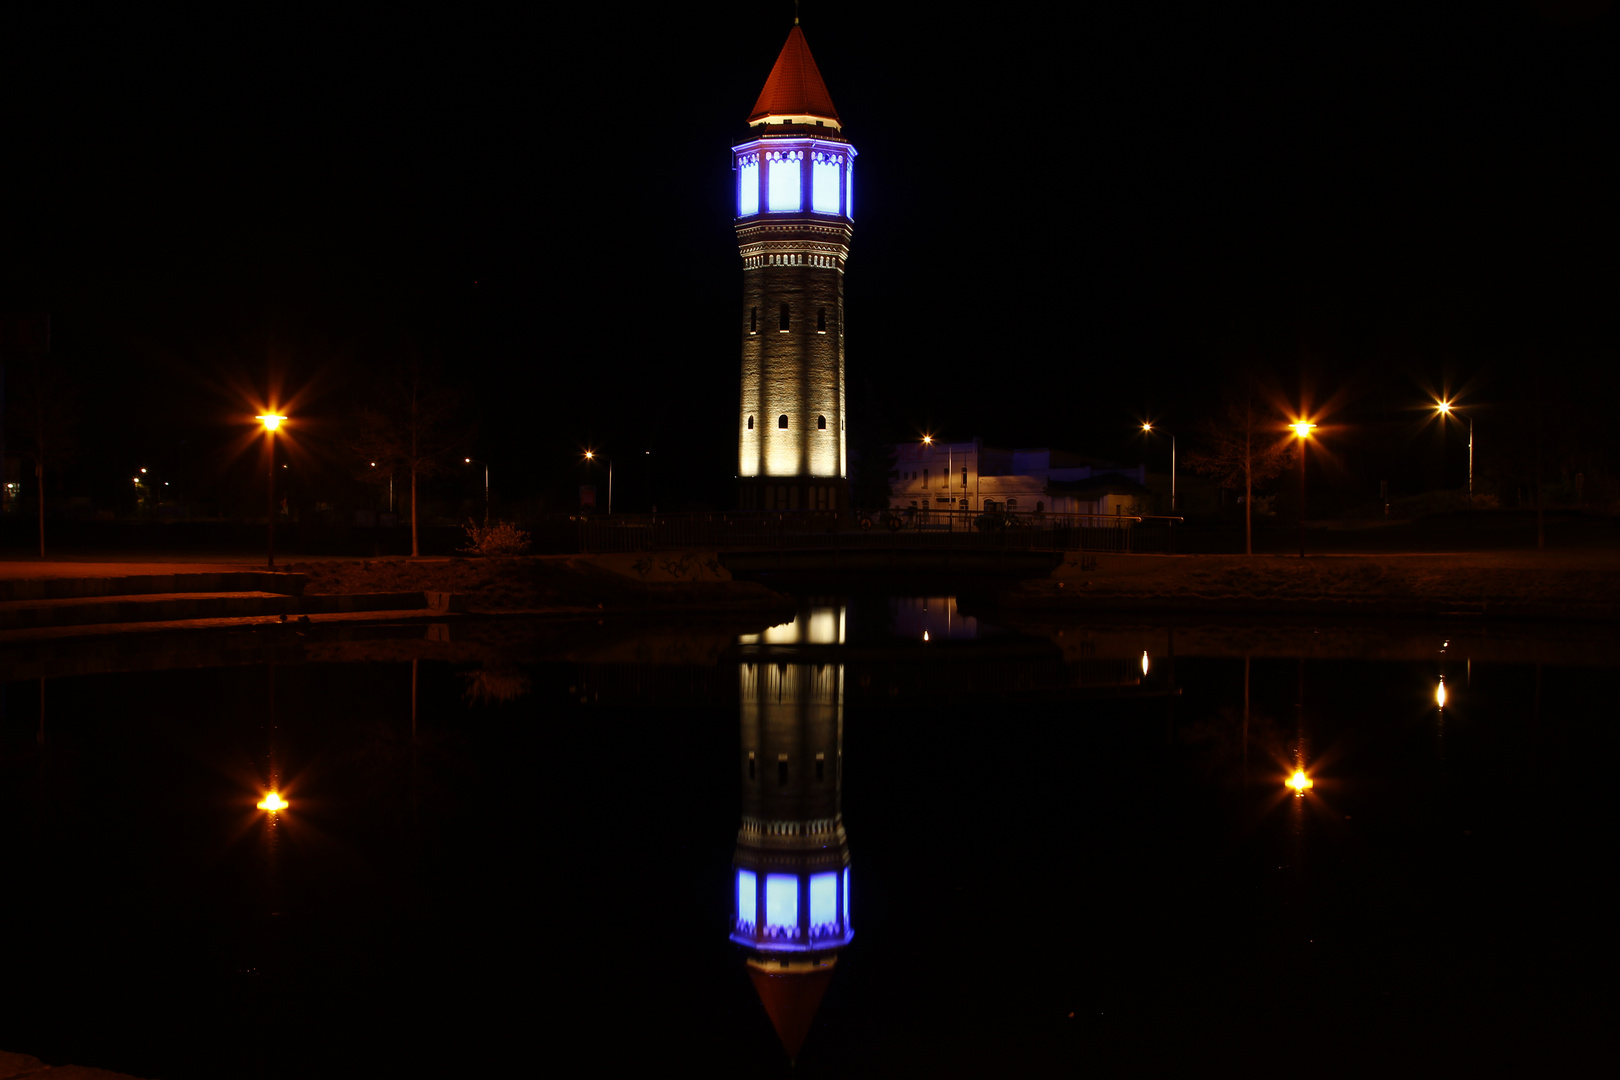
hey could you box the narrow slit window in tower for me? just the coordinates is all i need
[817,415,826,430]
[778,414,789,429]
[779,303,789,331]
[747,416,754,430]
[778,754,789,785]
[748,751,756,781]
[750,307,757,333]
[817,308,826,332]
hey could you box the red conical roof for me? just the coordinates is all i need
[748,25,840,125]
[748,960,836,1059]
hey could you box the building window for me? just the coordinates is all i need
[1007,499,1019,511]
[817,308,826,332]
[747,416,754,430]
[817,415,826,430]
[778,414,789,429]
[1036,501,1044,513]
[923,468,930,487]
[750,307,757,333]
[779,303,789,331]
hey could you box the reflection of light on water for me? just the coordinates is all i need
[1287,770,1313,795]
[750,606,847,645]
[1141,651,1150,676]
[257,792,288,812]
[1436,679,1447,709]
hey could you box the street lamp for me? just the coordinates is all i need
[1141,422,1176,513]
[464,457,490,528]
[1290,420,1316,558]
[1435,400,1473,506]
[584,450,612,514]
[256,413,286,568]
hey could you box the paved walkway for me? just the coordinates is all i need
[0,1050,148,1079]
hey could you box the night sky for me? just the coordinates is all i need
[3,1,1614,516]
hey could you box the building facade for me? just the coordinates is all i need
[890,438,1150,516]
[732,23,854,513]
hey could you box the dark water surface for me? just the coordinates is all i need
[0,599,1608,1077]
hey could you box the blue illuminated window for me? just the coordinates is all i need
[843,867,850,923]
[738,869,757,924]
[812,153,840,214]
[768,151,802,212]
[766,874,798,930]
[846,160,853,219]
[739,157,759,217]
[810,872,837,926]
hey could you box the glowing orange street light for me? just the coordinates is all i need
[256,414,287,568]
[256,792,288,812]
[584,450,612,514]
[1142,422,1177,512]
[1141,650,1150,677]
[1434,400,1473,506]
[1291,420,1317,558]
[921,434,933,446]
[1436,678,1448,709]
[1288,769,1314,795]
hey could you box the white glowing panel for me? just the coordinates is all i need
[843,867,850,923]
[812,157,841,214]
[738,869,757,924]
[739,160,759,217]
[768,153,801,212]
[846,160,853,219]
[762,617,801,644]
[806,608,838,644]
[766,873,798,930]
[810,872,837,925]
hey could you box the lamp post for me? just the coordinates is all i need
[1290,420,1316,558]
[1141,422,1176,513]
[256,413,286,568]
[1435,401,1472,506]
[585,451,612,514]
[464,457,490,528]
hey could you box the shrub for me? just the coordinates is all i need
[459,518,532,556]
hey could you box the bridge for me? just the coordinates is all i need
[573,510,1183,561]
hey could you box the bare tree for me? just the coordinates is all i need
[1184,382,1294,555]
[347,356,471,557]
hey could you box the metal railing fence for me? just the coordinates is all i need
[572,510,1182,554]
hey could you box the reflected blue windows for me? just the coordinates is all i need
[812,151,841,214]
[767,150,802,213]
[766,873,798,930]
[738,869,757,925]
[810,872,837,927]
[738,154,759,217]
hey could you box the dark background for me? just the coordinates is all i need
[2,1,1614,518]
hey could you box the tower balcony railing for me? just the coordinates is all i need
[571,510,1183,554]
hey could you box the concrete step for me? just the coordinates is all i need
[0,572,306,603]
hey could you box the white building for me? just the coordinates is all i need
[889,439,1150,517]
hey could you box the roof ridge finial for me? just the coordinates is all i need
[794,0,800,25]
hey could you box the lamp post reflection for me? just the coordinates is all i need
[732,605,853,1061]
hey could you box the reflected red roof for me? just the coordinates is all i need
[747,26,840,124]
[749,962,836,1059]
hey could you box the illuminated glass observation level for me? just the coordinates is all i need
[734,22,855,511]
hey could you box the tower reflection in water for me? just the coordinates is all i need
[733,605,851,1059]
